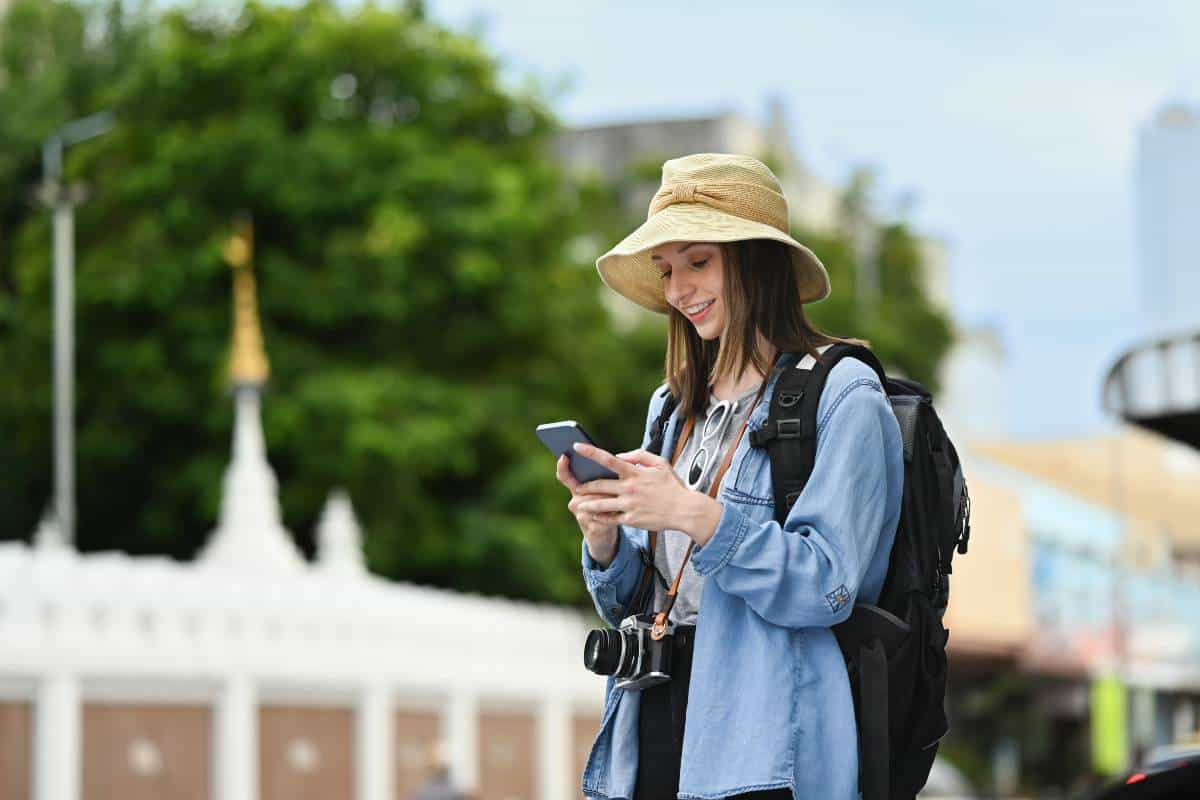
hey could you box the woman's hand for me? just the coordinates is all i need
[571,443,724,546]
[556,453,621,567]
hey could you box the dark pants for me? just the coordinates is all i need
[633,625,791,800]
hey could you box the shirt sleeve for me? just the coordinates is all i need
[689,374,902,629]
[579,383,670,627]
[581,527,649,627]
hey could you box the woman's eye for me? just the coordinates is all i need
[690,259,709,269]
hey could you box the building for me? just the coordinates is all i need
[972,427,1200,765]
[0,225,606,800]
[555,99,843,235]
[1134,101,1200,336]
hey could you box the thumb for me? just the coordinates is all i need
[615,448,665,467]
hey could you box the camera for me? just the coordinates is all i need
[583,614,674,690]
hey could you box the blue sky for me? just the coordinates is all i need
[429,0,1200,439]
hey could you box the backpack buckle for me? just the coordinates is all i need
[932,573,950,609]
[777,391,803,408]
[776,419,804,439]
[748,418,810,447]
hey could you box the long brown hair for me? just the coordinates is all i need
[664,239,863,419]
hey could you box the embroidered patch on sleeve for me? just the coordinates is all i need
[825,584,850,613]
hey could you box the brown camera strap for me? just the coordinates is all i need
[648,375,771,641]
[628,413,695,621]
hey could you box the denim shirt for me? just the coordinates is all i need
[580,352,904,800]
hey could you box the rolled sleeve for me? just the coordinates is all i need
[581,526,647,627]
[690,376,902,629]
[579,382,672,628]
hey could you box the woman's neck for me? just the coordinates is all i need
[711,341,777,402]
[712,373,764,403]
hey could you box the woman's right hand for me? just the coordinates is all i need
[556,454,620,567]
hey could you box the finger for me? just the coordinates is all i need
[579,478,622,495]
[572,442,636,478]
[577,497,623,514]
[615,449,666,467]
[570,494,614,514]
[555,454,580,491]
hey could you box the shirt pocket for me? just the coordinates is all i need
[725,446,775,507]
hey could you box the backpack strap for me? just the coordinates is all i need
[834,605,911,800]
[646,388,678,457]
[749,343,886,523]
[749,344,895,800]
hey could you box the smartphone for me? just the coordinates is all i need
[536,420,619,482]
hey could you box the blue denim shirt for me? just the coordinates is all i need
[580,352,904,800]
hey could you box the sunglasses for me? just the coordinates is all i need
[686,399,739,491]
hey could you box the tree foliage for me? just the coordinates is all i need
[0,1,950,607]
[0,0,662,604]
[800,220,953,392]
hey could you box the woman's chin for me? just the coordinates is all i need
[692,316,722,339]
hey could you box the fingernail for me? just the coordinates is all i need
[572,442,583,451]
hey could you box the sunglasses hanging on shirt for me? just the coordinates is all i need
[685,398,739,491]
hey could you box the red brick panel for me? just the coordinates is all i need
[394,710,441,800]
[81,703,210,800]
[571,715,602,800]
[259,706,354,800]
[0,702,31,800]
[478,711,536,800]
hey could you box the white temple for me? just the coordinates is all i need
[0,220,604,800]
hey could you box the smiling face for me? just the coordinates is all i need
[651,241,726,340]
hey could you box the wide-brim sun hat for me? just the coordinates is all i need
[596,152,830,314]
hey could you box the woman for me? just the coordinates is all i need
[555,153,904,800]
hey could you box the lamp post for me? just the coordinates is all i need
[36,110,114,547]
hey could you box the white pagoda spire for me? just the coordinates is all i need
[315,489,367,577]
[201,216,305,573]
[33,508,69,553]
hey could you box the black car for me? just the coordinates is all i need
[1086,747,1200,799]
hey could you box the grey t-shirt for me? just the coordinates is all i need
[652,381,763,625]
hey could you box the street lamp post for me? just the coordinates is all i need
[37,110,114,548]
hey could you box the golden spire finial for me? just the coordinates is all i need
[226,215,270,386]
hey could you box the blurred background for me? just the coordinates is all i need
[0,1,1198,799]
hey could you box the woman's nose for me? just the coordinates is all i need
[665,272,692,306]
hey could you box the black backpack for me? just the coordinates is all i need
[644,344,971,800]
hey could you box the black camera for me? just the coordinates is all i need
[583,614,674,690]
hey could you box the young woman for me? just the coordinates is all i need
[554,153,905,800]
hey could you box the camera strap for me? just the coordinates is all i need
[628,412,695,623]
[649,374,771,641]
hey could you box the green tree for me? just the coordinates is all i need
[802,219,954,392]
[0,0,663,605]
[1,0,146,544]
[1,1,952,608]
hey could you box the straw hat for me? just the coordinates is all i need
[596,153,830,314]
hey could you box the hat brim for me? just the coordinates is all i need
[596,203,831,315]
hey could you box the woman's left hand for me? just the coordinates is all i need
[572,443,720,543]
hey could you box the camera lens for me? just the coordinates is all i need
[584,627,641,678]
[584,629,622,675]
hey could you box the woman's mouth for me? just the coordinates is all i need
[684,299,715,322]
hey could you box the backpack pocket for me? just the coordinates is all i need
[834,594,950,800]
